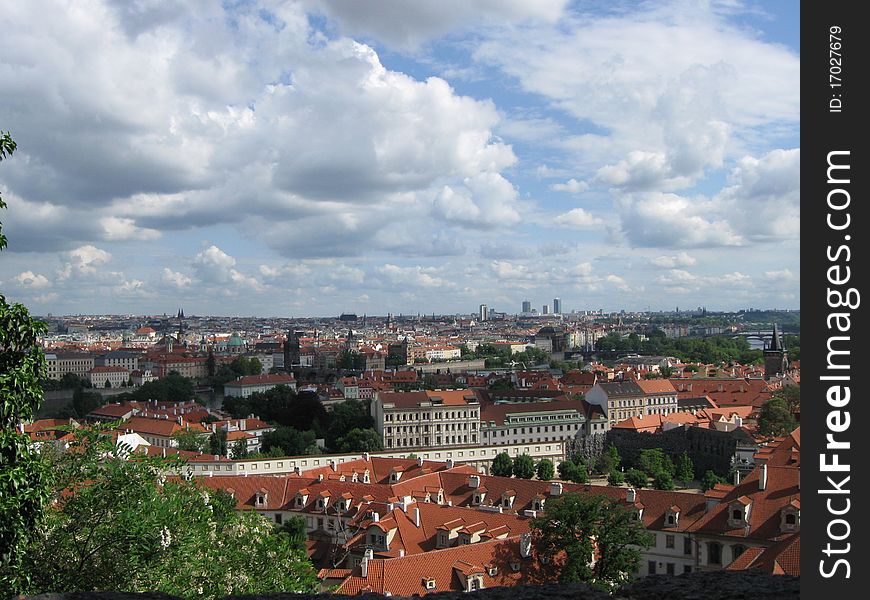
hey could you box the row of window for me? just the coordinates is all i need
[385,410,478,421]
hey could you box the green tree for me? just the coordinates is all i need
[701,469,726,492]
[491,452,513,477]
[104,379,112,388]
[325,400,373,450]
[557,460,587,484]
[17,427,317,597]
[626,468,648,489]
[675,451,695,484]
[770,385,800,411]
[594,444,621,475]
[261,426,318,457]
[636,448,666,477]
[335,428,383,453]
[0,131,50,592]
[230,438,249,459]
[757,396,797,438]
[172,429,208,453]
[607,470,625,486]
[276,515,307,551]
[532,492,653,591]
[72,387,104,418]
[209,429,228,457]
[512,454,535,479]
[536,459,555,481]
[653,470,675,490]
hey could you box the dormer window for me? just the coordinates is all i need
[665,506,680,528]
[254,489,267,506]
[780,502,800,532]
[732,509,742,520]
[533,498,545,511]
[487,566,498,576]
[437,532,449,548]
[424,578,436,590]
[510,561,520,572]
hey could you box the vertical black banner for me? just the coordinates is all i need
[803,2,867,597]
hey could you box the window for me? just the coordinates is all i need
[732,509,743,521]
[666,563,675,575]
[274,513,282,524]
[683,565,692,574]
[666,535,675,549]
[732,545,747,561]
[684,537,692,555]
[707,542,722,565]
[786,513,796,525]
[648,561,656,575]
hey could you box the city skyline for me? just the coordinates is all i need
[0,1,799,317]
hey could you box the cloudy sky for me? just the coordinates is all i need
[0,0,799,317]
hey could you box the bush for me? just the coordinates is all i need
[626,468,648,489]
[607,470,625,486]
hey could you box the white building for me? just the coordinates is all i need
[223,373,297,398]
[373,390,481,449]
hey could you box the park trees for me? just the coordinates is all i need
[531,492,653,590]
[15,428,317,597]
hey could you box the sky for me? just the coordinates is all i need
[0,0,800,317]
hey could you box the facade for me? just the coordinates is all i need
[424,346,462,362]
[223,373,297,397]
[94,350,140,372]
[45,351,95,380]
[521,300,531,314]
[89,365,131,388]
[587,380,678,426]
[553,298,561,314]
[479,304,488,322]
[373,390,481,449]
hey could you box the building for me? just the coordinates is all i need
[478,392,602,446]
[521,300,531,314]
[373,390,481,449]
[45,351,95,380]
[89,365,131,388]
[94,350,140,372]
[424,346,462,362]
[763,324,788,381]
[553,298,561,314]
[223,373,297,398]
[533,327,565,354]
[479,304,488,322]
[542,304,550,315]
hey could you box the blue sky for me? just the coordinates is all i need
[0,0,799,317]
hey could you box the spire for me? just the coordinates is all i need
[769,323,782,351]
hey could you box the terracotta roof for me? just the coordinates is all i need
[726,532,800,576]
[225,373,295,387]
[635,379,677,394]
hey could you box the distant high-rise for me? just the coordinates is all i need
[479,304,488,322]
[553,298,562,314]
[522,300,531,313]
[542,304,550,315]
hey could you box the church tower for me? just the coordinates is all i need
[763,323,788,380]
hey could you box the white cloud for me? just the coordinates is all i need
[433,173,522,228]
[649,252,697,268]
[58,245,113,280]
[193,245,263,291]
[553,208,602,229]
[550,178,588,194]
[100,217,161,242]
[307,0,567,50]
[14,271,51,289]
[162,267,192,288]
[377,264,450,288]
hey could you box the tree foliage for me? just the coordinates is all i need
[701,469,727,492]
[172,428,209,453]
[334,428,383,453]
[0,131,50,592]
[14,428,317,597]
[115,371,195,403]
[757,396,797,438]
[675,451,695,484]
[595,331,763,365]
[531,492,653,591]
[536,459,555,481]
[261,426,319,457]
[325,400,373,450]
[626,468,648,489]
[512,454,535,479]
[491,452,513,477]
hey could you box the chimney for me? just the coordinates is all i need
[759,464,768,491]
[372,512,380,522]
[162,448,166,457]
[361,548,374,578]
[446,459,454,469]
[735,416,743,428]
[626,488,637,503]
[550,482,563,497]
[733,470,742,485]
[294,466,302,475]
[417,456,424,467]
[330,459,337,471]
[413,507,421,527]
[364,452,370,462]
[318,473,324,482]
[399,549,405,557]
[520,532,532,558]
[468,475,481,489]
[240,418,247,430]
